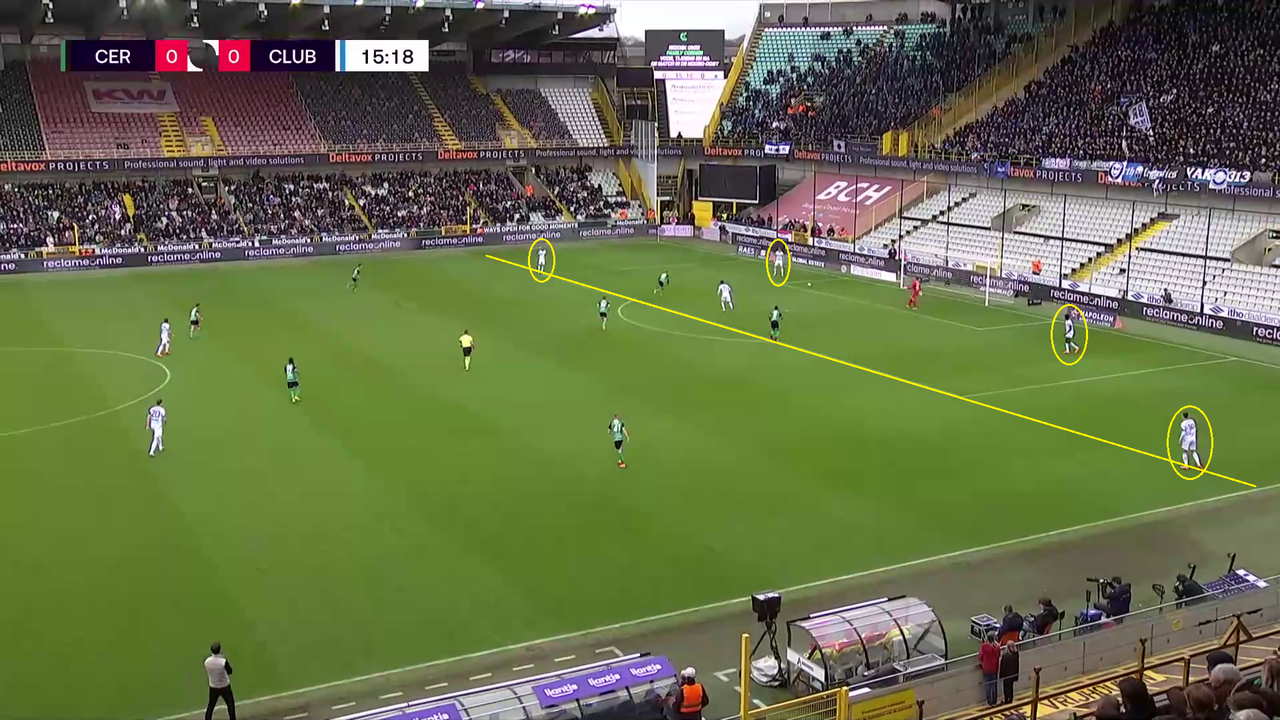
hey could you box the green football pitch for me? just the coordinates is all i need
[0,236,1275,719]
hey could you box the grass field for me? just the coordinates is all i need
[0,236,1275,719]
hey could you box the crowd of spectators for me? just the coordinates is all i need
[0,181,132,249]
[535,165,632,220]
[942,0,1280,172]
[419,70,508,146]
[130,179,241,243]
[1082,654,1280,720]
[0,166,626,251]
[223,173,364,237]
[718,15,1028,144]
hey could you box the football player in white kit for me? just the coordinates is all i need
[537,246,548,274]
[1179,411,1203,470]
[717,280,734,311]
[156,318,172,357]
[772,248,786,278]
[1063,310,1080,354]
[146,399,167,457]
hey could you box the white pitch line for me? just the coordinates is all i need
[468,673,492,681]
[713,669,737,682]
[155,483,1276,720]
[617,301,758,343]
[732,686,769,709]
[962,358,1236,399]
[424,683,448,691]
[331,702,356,710]
[594,647,624,657]
[659,239,1280,372]
[554,655,576,663]
[791,283,984,331]
[0,348,173,438]
[378,692,403,700]
[977,321,1044,330]
[283,713,309,720]
[512,663,535,672]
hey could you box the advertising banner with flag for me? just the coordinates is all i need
[84,81,180,114]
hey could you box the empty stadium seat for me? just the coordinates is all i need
[500,88,575,145]
[293,73,440,148]
[541,87,609,146]
[0,62,46,157]
[165,72,320,154]
[417,70,506,145]
[28,62,161,157]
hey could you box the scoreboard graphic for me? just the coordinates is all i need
[62,39,431,73]
[644,30,725,72]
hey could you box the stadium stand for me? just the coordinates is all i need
[417,69,507,146]
[292,73,440,149]
[851,185,1280,315]
[0,180,135,249]
[717,18,1030,144]
[499,88,575,145]
[350,171,472,230]
[536,165,640,221]
[127,178,242,243]
[542,87,610,146]
[27,62,162,157]
[223,172,363,236]
[0,62,45,158]
[166,72,320,154]
[941,0,1280,172]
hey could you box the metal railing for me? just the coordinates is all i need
[950,614,1280,720]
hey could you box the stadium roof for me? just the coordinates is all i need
[0,0,614,46]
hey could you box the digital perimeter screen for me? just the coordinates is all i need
[645,30,726,71]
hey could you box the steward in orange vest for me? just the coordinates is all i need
[672,667,709,719]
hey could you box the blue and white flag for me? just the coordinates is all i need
[1127,101,1153,137]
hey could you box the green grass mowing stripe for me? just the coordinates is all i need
[487,254,1256,489]
[154,481,1272,720]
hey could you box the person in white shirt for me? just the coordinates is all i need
[156,318,172,358]
[773,249,786,277]
[204,641,236,720]
[1063,311,1080,355]
[537,246,548,274]
[1180,412,1203,470]
[146,399,166,457]
[717,280,734,311]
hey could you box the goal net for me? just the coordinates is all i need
[896,245,1017,308]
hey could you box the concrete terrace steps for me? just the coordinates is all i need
[473,76,536,147]
[409,73,462,150]
[1071,217,1174,282]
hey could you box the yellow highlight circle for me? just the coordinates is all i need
[1050,304,1089,366]
[1165,405,1215,480]
[526,237,556,283]
[766,239,791,287]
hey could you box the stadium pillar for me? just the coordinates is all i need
[631,120,658,219]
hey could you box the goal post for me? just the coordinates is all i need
[897,247,1008,307]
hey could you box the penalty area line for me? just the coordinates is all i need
[487,254,1255,489]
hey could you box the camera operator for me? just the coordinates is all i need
[1032,597,1061,636]
[1174,573,1207,608]
[999,604,1024,645]
[1093,576,1132,619]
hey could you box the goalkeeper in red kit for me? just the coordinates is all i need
[907,277,922,309]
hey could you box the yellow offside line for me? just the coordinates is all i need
[486,255,1256,489]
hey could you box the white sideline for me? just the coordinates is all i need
[963,358,1237,399]
[661,239,1280,371]
[156,484,1270,720]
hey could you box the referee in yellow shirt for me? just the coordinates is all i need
[459,330,475,371]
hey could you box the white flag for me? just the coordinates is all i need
[1128,101,1153,137]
